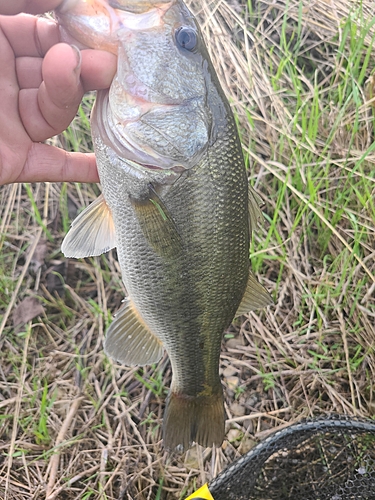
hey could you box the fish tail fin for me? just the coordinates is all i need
[163,390,225,451]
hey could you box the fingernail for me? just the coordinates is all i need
[71,44,82,85]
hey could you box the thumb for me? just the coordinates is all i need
[21,43,84,142]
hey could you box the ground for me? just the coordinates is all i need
[1,0,374,498]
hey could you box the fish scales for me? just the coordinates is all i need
[58,0,272,450]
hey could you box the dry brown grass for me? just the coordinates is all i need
[1,1,375,498]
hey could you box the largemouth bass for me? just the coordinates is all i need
[58,0,272,450]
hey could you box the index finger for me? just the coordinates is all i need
[0,1,62,15]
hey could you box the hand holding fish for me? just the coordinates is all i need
[0,1,117,186]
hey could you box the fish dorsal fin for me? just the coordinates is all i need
[61,194,116,258]
[130,185,182,258]
[104,298,164,366]
[248,185,263,234]
[235,271,273,317]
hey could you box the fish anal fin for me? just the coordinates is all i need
[163,389,225,451]
[130,186,182,258]
[104,298,163,366]
[61,194,116,258]
[236,271,273,317]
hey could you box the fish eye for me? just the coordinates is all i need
[175,26,197,51]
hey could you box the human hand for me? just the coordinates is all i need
[0,0,117,185]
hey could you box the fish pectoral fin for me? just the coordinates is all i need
[104,298,164,366]
[248,185,263,234]
[235,270,273,317]
[61,194,116,258]
[130,186,182,257]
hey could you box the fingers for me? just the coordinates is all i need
[0,14,60,57]
[1,12,117,90]
[0,1,62,15]
[16,50,117,93]
[17,42,117,142]
[19,43,84,142]
[40,43,84,136]
[16,57,43,88]
[0,23,31,154]
[14,143,99,184]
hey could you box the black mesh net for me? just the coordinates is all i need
[209,415,375,500]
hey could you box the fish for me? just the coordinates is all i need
[57,0,273,450]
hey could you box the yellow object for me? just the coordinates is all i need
[185,483,214,500]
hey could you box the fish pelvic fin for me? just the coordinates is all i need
[61,194,116,258]
[163,389,225,451]
[235,270,274,317]
[104,298,164,366]
[130,185,182,258]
